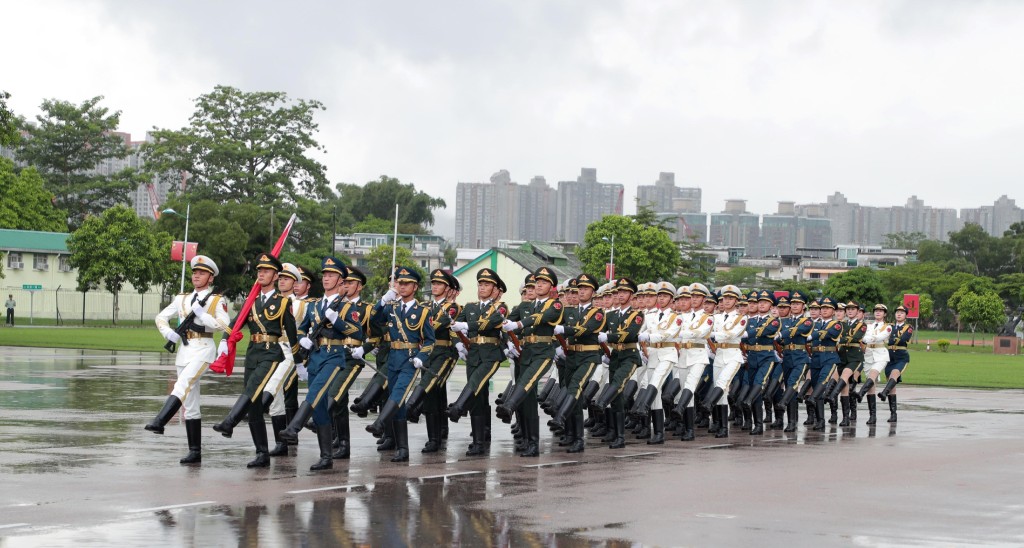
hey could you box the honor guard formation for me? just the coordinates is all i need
[145,255,914,470]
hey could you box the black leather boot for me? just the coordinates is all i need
[803,402,816,426]
[180,418,202,464]
[213,394,252,439]
[661,378,681,412]
[849,394,858,421]
[145,395,182,435]
[829,379,847,402]
[548,395,576,431]
[567,410,586,453]
[680,406,696,441]
[246,419,270,468]
[366,399,400,437]
[701,386,725,413]
[778,386,798,407]
[279,401,313,444]
[332,413,350,459]
[714,405,729,438]
[466,415,488,456]
[390,420,410,462]
[671,388,693,421]
[631,385,658,420]
[609,411,626,449]
[495,380,514,406]
[740,405,753,431]
[404,386,427,423]
[887,395,898,423]
[634,411,650,439]
[310,424,334,471]
[878,378,897,401]
[866,394,877,425]
[421,412,441,453]
[519,415,540,457]
[648,409,665,445]
[377,421,396,451]
[783,400,798,432]
[496,384,528,424]
[446,385,474,422]
[763,398,774,426]
[855,378,874,403]
[828,399,838,424]
[770,403,785,429]
[600,409,617,442]
[796,378,813,403]
[750,405,764,435]
[350,375,386,417]
[268,415,289,457]
[260,391,274,413]
[839,396,851,427]
[812,400,826,431]
[537,378,557,405]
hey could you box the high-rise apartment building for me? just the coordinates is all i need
[709,200,761,254]
[960,195,1024,237]
[554,168,624,243]
[636,172,701,213]
[455,170,557,248]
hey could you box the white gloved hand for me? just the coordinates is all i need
[191,301,205,317]
[458,348,468,361]
[197,312,217,327]
[554,325,565,335]
[638,333,650,343]
[601,355,610,365]
[456,342,466,354]
[380,288,398,305]
[296,363,309,381]
[299,336,313,350]
[555,346,565,359]
[452,321,469,333]
[218,340,228,356]
[351,346,365,360]
[503,349,512,359]
[501,320,520,332]
[598,332,608,343]
[506,341,520,358]
[324,307,339,324]
[166,331,181,344]
[412,357,424,369]
[369,347,379,357]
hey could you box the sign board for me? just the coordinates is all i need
[605,263,615,281]
[903,294,920,319]
[170,241,199,262]
[22,284,42,290]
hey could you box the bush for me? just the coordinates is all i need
[937,339,951,352]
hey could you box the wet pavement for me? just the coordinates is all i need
[1,347,1023,547]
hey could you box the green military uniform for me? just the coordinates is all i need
[602,278,643,449]
[834,302,866,426]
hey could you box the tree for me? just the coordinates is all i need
[67,205,166,324]
[882,231,928,250]
[143,85,330,204]
[335,176,446,231]
[361,244,427,300]
[955,291,1005,346]
[577,215,681,283]
[16,96,135,229]
[713,266,760,287]
[996,273,1024,310]
[0,91,19,146]
[0,159,67,232]
[948,223,1012,277]
[822,267,886,306]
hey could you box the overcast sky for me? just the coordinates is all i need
[6,0,1024,237]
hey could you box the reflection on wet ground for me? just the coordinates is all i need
[1,347,1023,546]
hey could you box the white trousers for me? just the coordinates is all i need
[263,354,296,417]
[170,339,216,420]
[646,352,676,410]
[713,350,744,405]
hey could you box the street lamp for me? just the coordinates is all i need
[162,204,191,293]
[602,234,615,280]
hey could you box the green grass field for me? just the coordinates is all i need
[1,327,1021,388]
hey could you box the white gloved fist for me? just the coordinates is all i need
[166,331,181,344]
[296,363,309,381]
[191,301,205,317]
[598,332,608,343]
[638,333,650,343]
[351,346,365,360]
[458,348,468,361]
[324,307,339,324]
[370,347,379,357]
[218,340,228,356]
[554,325,565,335]
[456,342,466,354]
[506,341,520,358]
[555,346,565,359]
[601,355,610,365]
[380,288,398,305]
[501,320,519,332]
[452,321,469,333]
[412,357,424,369]
[503,349,512,359]
[299,336,313,350]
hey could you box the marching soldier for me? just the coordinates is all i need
[278,256,357,471]
[806,297,844,432]
[497,267,564,457]
[212,253,298,468]
[700,285,747,438]
[855,303,893,425]
[261,262,302,457]
[502,274,535,451]
[405,269,461,453]
[880,304,913,423]
[742,290,781,435]
[596,278,644,449]
[832,300,866,426]
[671,283,712,441]
[323,267,371,460]
[449,269,509,456]
[635,281,679,444]
[774,291,814,432]
[147,255,231,464]
[366,267,436,463]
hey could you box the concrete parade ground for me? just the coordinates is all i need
[0,347,1022,547]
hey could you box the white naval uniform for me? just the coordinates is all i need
[710,310,748,405]
[678,309,714,408]
[264,294,311,416]
[861,321,893,374]
[633,308,658,389]
[645,307,681,410]
[155,289,231,419]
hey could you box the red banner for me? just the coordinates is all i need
[170,241,198,262]
[903,294,920,319]
[605,263,615,281]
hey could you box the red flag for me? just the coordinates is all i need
[170,241,199,261]
[903,294,920,319]
[209,214,297,377]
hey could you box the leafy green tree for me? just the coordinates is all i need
[67,205,166,323]
[0,91,19,146]
[948,223,1012,277]
[0,159,67,232]
[335,175,446,232]
[713,266,760,287]
[361,244,426,300]
[353,215,394,234]
[577,215,681,283]
[996,273,1024,310]
[143,85,330,204]
[954,290,1005,346]
[916,239,955,263]
[15,96,135,228]
[822,267,886,306]
[882,231,929,249]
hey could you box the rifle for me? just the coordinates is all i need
[165,292,216,353]
[293,296,345,364]
[456,330,473,349]
[600,342,612,358]
[555,334,569,354]
[508,331,522,353]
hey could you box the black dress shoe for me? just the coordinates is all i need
[246,453,270,468]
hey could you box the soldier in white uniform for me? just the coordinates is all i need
[700,285,748,438]
[855,303,893,425]
[635,281,680,444]
[262,263,303,457]
[672,283,714,440]
[146,255,231,464]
